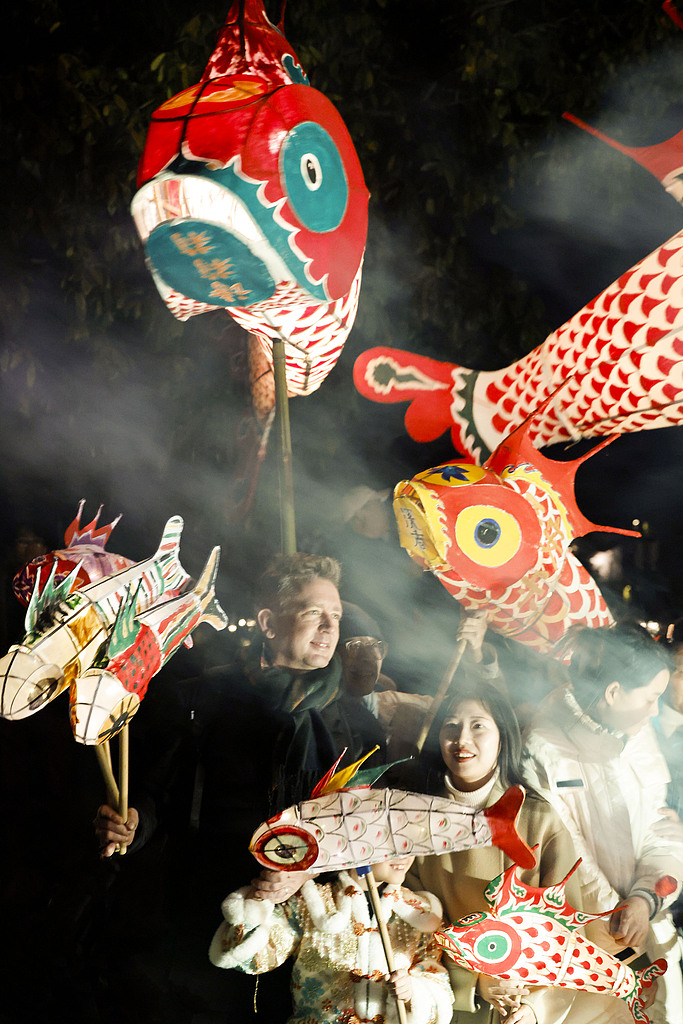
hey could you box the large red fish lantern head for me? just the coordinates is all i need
[393,408,639,654]
[131,0,369,396]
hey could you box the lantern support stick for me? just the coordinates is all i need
[95,740,119,808]
[272,337,297,556]
[357,865,408,1024]
[415,637,468,754]
[117,723,130,856]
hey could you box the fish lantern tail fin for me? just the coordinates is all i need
[629,958,667,1023]
[484,785,536,869]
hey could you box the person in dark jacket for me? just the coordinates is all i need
[92,552,344,1023]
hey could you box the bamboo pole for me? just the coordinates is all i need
[363,867,408,1024]
[272,337,297,556]
[117,723,130,856]
[95,740,119,808]
[415,637,468,754]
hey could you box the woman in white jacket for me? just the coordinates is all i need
[523,624,683,1024]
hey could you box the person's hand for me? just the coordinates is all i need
[653,807,683,845]
[457,610,488,662]
[94,804,139,858]
[248,869,312,903]
[505,1003,537,1024]
[387,968,413,1003]
[477,974,529,1015]
[609,895,650,947]
[641,978,658,1010]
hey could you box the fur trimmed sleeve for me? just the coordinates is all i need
[208,886,301,974]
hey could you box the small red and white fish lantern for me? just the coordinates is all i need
[436,861,667,1024]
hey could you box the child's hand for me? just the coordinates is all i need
[388,968,413,1003]
[249,868,312,903]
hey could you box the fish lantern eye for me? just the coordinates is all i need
[474,519,501,548]
[471,925,521,972]
[455,505,522,569]
[281,121,348,232]
[301,153,322,190]
[251,823,319,871]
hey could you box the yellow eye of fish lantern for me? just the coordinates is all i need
[454,505,522,567]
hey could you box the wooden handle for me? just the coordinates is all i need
[365,869,408,1024]
[415,637,468,753]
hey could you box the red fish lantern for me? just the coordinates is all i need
[436,861,667,1024]
[131,0,369,398]
[354,215,683,464]
[392,409,638,653]
[12,501,133,608]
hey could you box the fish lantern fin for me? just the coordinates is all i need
[314,745,380,796]
[353,347,457,444]
[310,748,348,798]
[64,499,122,550]
[483,786,536,870]
[485,395,640,541]
[25,561,83,635]
[106,581,144,662]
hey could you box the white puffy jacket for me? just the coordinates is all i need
[523,686,683,1024]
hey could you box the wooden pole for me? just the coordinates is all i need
[415,637,468,754]
[363,868,408,1024]
[95,741,119,808]
[272,337,297,556]
[117,723,130,856]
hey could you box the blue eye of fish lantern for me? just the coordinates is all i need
[475,519,501,548]
[281,122,348,232]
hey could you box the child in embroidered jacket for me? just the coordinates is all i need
[209,855,454,1024]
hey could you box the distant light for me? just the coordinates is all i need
[647,620,660,635]
[632,519,640,527]
[246,618,256,628]
[228,624,238,632]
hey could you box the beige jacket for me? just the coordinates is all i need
[406,778,581,1024]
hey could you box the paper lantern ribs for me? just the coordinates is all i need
[13,500,134,607]
[0,516,227,744]
[436,861,667,1024]
[131,0,369,399]
[250,783,535,875]
[392,410,638,654]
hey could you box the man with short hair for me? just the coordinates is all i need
[92,553,344,1023]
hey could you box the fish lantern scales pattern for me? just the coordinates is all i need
[131,0,369,397]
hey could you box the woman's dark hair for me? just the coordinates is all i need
[409,679,528,794]
[568,623,671,713]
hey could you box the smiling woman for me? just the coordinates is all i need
[401,680,582,1024]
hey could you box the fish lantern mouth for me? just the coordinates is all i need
[0,647,66,718]
[250,822,319,871]
[132,172,279,309]
[393,481,446,570]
